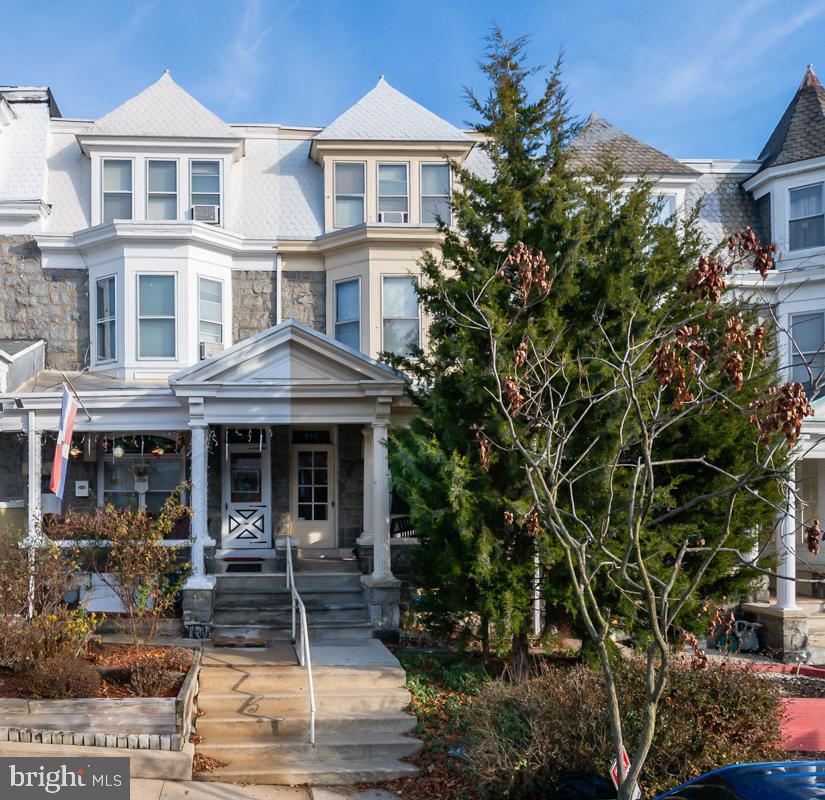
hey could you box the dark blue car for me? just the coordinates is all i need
[655,762,825,799]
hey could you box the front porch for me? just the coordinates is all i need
[0,321,415,639]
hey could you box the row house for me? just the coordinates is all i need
[0,67,820,651]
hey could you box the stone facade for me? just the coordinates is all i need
[270,426,290,538]
[337,425,363,549]
[231,270,278,342]
[0,236,89,371]
[282,271,325,332]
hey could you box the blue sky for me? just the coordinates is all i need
[2,0,825,159]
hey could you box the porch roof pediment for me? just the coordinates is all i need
[169,320,408,397]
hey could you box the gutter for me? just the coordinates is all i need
[276,253,283,324]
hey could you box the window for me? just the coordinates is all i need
[790,184,825,250]
[756,193,772,245]
[421,163,450,224]
[378,164,408,222]
[191,160,221,214]
[791,312,825,398]
[652,193,677,225]
[138,275,176,359]
[147,160,177,220]
[383,276,420,355]
[334,162,365,227]
[101,441,185,514]
[96,276,116,362]
[334,278,360,350]
[297,450,329,521]
[199,277,223,345]
[102,160,132,222]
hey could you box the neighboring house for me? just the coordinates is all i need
[0,66,819,647]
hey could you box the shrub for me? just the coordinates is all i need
[466,661,783,798]
[27,653,101,699]
[129,648,193,696]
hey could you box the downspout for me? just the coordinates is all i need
[276,253,283,325]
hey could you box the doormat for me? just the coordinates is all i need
[225,561,264,573]
[212,636,267,648]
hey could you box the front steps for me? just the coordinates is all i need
[194,642,420,785]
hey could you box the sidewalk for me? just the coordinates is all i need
[131,781,397,800]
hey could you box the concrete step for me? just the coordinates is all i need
[192,758,419,786]
[805,615,825,634]
[214,590,365,608]
[210,622,374,641]
[215,573,364,592]
[198,664,407,693]
[196,710,417,740]
[212,606,369,626]
[196,686,412,715]
[195,734,422,765]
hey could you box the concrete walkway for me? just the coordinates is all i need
[131,781,397,799]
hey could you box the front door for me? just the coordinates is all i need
[290,444,335,548]
[223,437,272,549]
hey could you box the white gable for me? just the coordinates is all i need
[94,71,234,138]
[315,77,470,142]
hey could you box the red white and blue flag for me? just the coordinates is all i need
[49,384,78,501]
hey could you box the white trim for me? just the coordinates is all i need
[94,273,117,364]
[101,157,134,223]
[333,275,361,352]
[381,274,421,355]
[290,438,336,549]
[333,161,366,229]
[420,161,451,226]
[189,158,223,225]
[377,162,409,222]
[145,158,179,221]
[744,154,825,193]
[198,275,225,348]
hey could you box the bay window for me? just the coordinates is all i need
[96,276,116,362]
[102,159,133,222]
[138,275,176,359]
[378,164,408,222]
[421,163,450,225]
[382,276,420,356]
[791,311,825,398]
[334,278,360,350]
[199,277,223,345]
[789,183,825,250]
[334,163,365,227]
[147,160,177,220]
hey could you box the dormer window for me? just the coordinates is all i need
[147,160,178,220]
[421,164,450,225]
[191,160,221,222]
[334,163,366,228]
[102,159,133,222]
[789,183,825,251]
[652,193,677,225]
[378,164,408,223]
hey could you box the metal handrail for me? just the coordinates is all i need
[285,537,316,745]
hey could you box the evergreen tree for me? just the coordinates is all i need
[388,30,781,671]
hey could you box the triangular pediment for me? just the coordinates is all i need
[170,320,406,392]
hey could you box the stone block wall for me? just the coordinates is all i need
[338,425,363,549]
[270,427,290,537]
[0,236,89,370]
[282,271,325,332]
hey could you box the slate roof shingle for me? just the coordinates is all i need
[758,65,825,170]
[685,172,761,245]
[571,114,697,176]
[315,77,471,142]
[93,71,235,138]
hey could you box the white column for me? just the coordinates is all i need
[362,425,374,541]
[27,411,41,543]
[776,468,798,610]
[186,421,215,589]
[371,419,391,579]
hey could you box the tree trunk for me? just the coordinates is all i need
[481,613,490,664]
[510,630,530,681]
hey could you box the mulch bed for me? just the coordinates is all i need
[0,642,193,699]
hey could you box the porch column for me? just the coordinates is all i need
[185,419,215,591]
[26,411,41,542]
[776,468,798,610]
[371,419,391,580]
[362,425,374,542]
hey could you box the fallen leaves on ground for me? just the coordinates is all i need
[192,753,227,773]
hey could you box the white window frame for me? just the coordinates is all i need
[333,161,366,228]
[789,182,825,252]
[146,158,179,221]
[95,274,117,364]
[136,273,177,361]
[101,158,134,222]
[333,276,361,351]
[198,275,224,347]
[97,445,186,513]
[189,159,223,222]
[420,162,451,226]
[377,163,409,223]
[381,274,421,355]
[790,311,825,393]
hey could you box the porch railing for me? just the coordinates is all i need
[284,537,316,746]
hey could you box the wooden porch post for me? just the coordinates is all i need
[776,466,798,610]
[186,404,215,591]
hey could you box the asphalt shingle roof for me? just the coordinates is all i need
[315,77,471,142]
[94,71,234,138]
[758,65,825,170]
[571,114,697,176]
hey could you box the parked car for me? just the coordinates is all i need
[655,761,825,799]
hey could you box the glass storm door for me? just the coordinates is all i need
[225,450,271,548]
[291,445,335,548]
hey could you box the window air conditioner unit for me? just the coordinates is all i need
[379,211,407,223]
[192,205,220,224]
[200,341,224,360]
